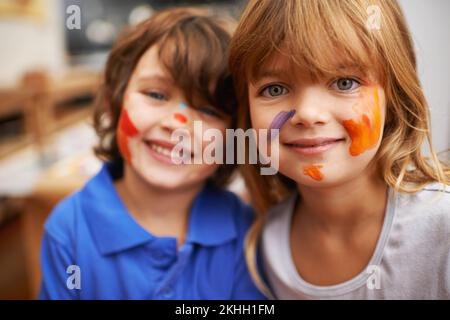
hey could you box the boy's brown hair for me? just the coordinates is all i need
[93,7,237,186]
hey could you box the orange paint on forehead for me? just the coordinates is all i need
[343,88,382,157]
[117,108,139,162]
[303,165,324,181]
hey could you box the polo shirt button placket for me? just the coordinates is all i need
[159,286,174,299]
[153,250,164,260]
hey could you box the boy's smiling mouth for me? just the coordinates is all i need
[144,139,193,165]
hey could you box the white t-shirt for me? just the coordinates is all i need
[261,183,450,299]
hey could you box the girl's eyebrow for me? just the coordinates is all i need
[255,69,286,80]
[334,64,365,74]
[251,69,291,87]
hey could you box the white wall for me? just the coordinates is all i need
[399,0,450,155]
[0,0,66,88]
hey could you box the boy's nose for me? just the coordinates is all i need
[160,102,191,133]
[289,89,330,127]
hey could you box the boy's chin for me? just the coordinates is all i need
[135,167,206,191]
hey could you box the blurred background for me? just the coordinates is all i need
[0,0,448,299]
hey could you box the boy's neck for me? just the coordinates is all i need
[295,167,388,235]
[115,164,205,246]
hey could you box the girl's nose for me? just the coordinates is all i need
[289,88,330,127]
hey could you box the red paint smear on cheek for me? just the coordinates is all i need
[343,89,382,157]
[174,112,188,124]
[119,108,139,137]
[303,165,324,181]
[117,108,139,162]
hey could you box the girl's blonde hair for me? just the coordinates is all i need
[229,0,450,296]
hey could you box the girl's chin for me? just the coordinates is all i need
[282,171,349,188]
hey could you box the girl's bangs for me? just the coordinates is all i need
[246,0,385,84]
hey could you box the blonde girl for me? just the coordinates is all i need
[229,0,450,299]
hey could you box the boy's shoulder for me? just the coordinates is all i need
[43,187,84,246]
[207,185,256,231]
[44,166,109,245]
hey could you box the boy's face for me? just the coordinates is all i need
[118,45,229,190]
[247,54,386,188]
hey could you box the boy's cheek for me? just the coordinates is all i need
[117,108,140,163]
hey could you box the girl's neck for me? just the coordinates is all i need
[115,164,204,246]
[295,168,388,235]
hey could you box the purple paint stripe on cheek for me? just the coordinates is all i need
[268,110,296,140]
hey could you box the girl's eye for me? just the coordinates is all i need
[261,85,289,98]
[331,78,361,92]
[144,91,167,101]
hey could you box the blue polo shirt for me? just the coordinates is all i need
[39,163,266,300]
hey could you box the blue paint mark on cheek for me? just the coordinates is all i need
[179,102,188,110]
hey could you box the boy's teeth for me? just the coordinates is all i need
[151,143,172,157]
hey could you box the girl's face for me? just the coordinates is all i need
[248,55,386,187]
[118,45,229,190]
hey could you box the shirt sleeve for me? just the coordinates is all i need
[230,252,267,300]
[229,205,267,300]
[39,231,79,300]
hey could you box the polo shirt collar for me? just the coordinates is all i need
[82,163,237,255]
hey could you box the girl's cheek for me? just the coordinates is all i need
[117,108,140,163]
[303,164,324,181]
[268,110,296,140]
[342,87,382,157]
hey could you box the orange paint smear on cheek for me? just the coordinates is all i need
[343,88,382,157]
[117,108,139,162]
[303,165,324,181]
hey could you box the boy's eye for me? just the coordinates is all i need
[331,78,361,92]
[144,91,167,101]
[261,85,289,98]
[198,106,221,118]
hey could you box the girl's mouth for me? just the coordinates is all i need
[285,138,346,156]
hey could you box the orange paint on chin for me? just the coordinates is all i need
[303,165,324,181]
[174,112,188,124]
[343,88,382,157]
[117,108,139,162]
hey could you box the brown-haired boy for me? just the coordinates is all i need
[39,7,265,300]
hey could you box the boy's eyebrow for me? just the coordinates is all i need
[136,73,174,84]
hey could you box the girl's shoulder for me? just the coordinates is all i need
[262,193,297,239]
[393,183,450,245]
[396,182,450,215]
